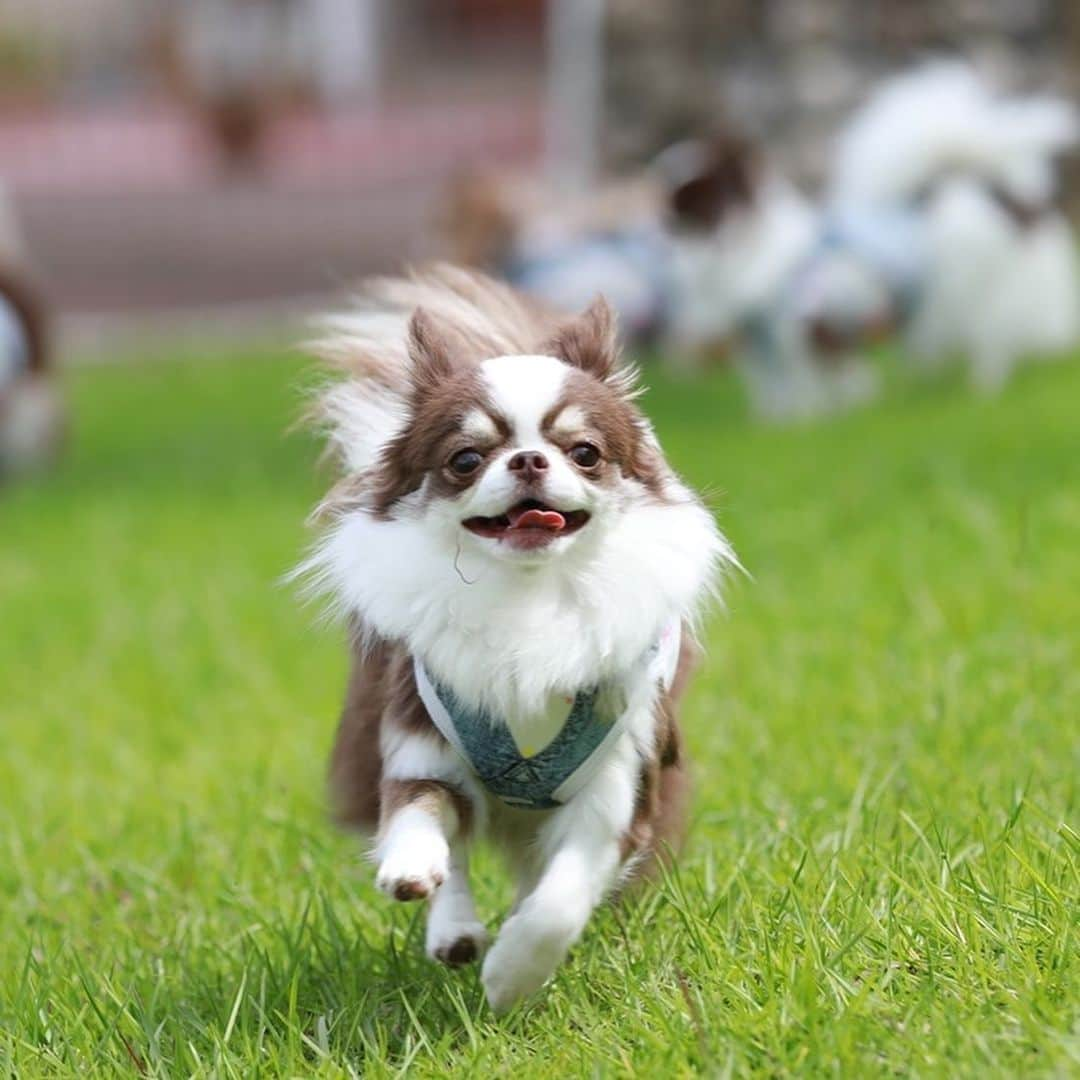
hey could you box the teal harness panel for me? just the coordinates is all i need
[413,622,681,811]
[416,677,612,810]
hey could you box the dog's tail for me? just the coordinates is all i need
[828,61,1078,211]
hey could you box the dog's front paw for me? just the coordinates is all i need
[427,919,490,967]
[375,836,449,901]
[481,913,568,1013]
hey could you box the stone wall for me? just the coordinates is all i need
[604,0,1080,188]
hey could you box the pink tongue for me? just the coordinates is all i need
[509,507,566,531]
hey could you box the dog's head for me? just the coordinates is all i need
[368,297,666,566]
[660,134,761,236]
[656,135,819,350]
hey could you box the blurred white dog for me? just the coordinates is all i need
[665,62,1080,418]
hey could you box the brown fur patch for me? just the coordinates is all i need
[620,628,698,871]
[380,778,474,839]
[540,296,618,380]
[310,265,551,429]
[372,364,495,513]
[669,135,759,232]
[543,369,667,497]
[328,637,391,830]
[437,935,480,966]
[371,302,532,513]
[407,307,475,393]
[328,636,473,835]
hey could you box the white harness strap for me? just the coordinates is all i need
[551,618,683,804]
[413,659,469,758]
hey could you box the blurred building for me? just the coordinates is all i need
[2,0,1078,331]
[0,0,545,106]
[0,0,547,322]
[604,0,1080,185]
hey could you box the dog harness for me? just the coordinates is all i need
[414,621,682,810]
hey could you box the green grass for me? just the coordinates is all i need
[1,340,1077,1077]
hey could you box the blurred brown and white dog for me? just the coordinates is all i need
[297,266,731,1011]
[664,62,1080,418]
[0,188,63,479]
[442,169,671,340]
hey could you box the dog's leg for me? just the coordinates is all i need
[480,812,627,1011]
[480,748,638,1012]
[425,840,489,965]
[374,778,461,901]
[376,716,486,960]
[374,702,477,897]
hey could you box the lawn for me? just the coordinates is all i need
[1,340,1077,1077]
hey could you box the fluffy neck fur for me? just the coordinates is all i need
[304,485,726,718]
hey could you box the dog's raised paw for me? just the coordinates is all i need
[375,867,445,901]
[375,840,449,902]
[391,876,440,901]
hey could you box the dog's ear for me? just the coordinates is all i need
[406,307,472,393]
[542,296,619,380]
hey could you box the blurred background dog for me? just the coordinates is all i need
[0,186,62,478]
[448,61,1080,420]
[7,3,1080,429]
[675,61,1079,418]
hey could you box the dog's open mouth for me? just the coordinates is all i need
[463,499,590,549]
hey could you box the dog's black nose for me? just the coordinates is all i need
[508,450,549,478]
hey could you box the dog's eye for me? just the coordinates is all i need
[569,442,601,469]
[448,448,484,477]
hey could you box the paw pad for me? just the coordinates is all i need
[386,872,443,901]
[435,934,480,966]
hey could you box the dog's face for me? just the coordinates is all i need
[372,299,664,567]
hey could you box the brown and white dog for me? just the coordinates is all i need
[297,266,731,1011]
[664,63,1080,418]
[0,188,62,480]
